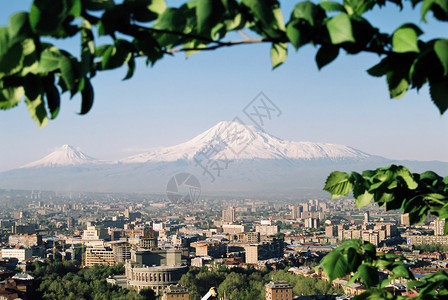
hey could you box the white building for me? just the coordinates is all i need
[83,226,109,240]
[1,248,32,261]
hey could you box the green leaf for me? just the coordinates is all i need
[315,45,339,70]
[80,22,95,78]
[434,39,448,76]
[80,77,94,115]
[358,264,379,287]
[196,0,225,37]
[324,171,353,199]
[83,0,114,11]
[123,57,135,80]
[25,94,48,127]
[392,24,422,53]
[8,12,33,44]
[320,250,349,282]
[101,39,134,70]
[0,84,24,110]
[367,57,394,77]
[29,0,81,38]
[42,74,60,119]
[429,76,448,114]
[271,43,287,69]
[387,70,410,99]
[291,1,323,26]
[148,0,166,15]
[320,1,345,12]
[391,264,413,279]
[0,27,24,76]
[355,190,374,208]
[242,0,285,39]
[326,13,355,44]
[134,34,163,66]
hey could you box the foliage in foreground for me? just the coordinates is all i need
[1,0,448,126]
[322,165,448,299]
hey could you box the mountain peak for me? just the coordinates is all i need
[21,145,96,168]
[121,120,371,163]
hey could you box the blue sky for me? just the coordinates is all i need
[0,1,447,172]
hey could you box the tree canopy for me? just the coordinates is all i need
[1,0,448,126]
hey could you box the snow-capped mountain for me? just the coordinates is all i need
[1,121,446,195]
[121,121,371,163]
[21,145,97,168]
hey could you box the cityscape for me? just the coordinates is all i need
[0,187,446,299]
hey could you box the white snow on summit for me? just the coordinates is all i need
[121,121,370,163]
[21,145,97,168]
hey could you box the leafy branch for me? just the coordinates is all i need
[322,166,448,299]
[1,0,448,126]
[324,165,448,229]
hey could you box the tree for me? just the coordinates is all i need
[1,0,448,126]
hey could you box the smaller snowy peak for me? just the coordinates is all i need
[21,145,97,168]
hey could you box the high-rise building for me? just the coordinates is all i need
[265,281,293,300]
[222,207,235,224]
[325,226,337,237]
[401,214,410,227]
[364,212,370,224]
[291,205,302,220]
[84,246,115,267]
[305,218,319,229]
[434,219,446,236]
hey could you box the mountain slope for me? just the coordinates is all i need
[21,145,97,168]
[120,121,371,163]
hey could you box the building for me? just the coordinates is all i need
[83,226,109,240]
[8,234,42,248]
[12,224,37,235]
[434,219,446,236]
[245,238,284,264]
[325,226,337,237]
[401,214,410,226]
[406,235,448,245]
[126,264,188,295]
[84,246,115,267]
[125,249,187,295]
[1,248,32,261]
[364,212,370,223]
[255,225,279,236]
[222,207,235,224]
[131,249,183,266]
[305,218,319,229]
[291,205,302,220]
[247,232,261,243]
[362,231,380,246]
[265,281,293,300]
[192,241,227,258]
[222,224,247,234]
[108,240,131,263]
[162,285,189,300]
[67,217,75,229]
